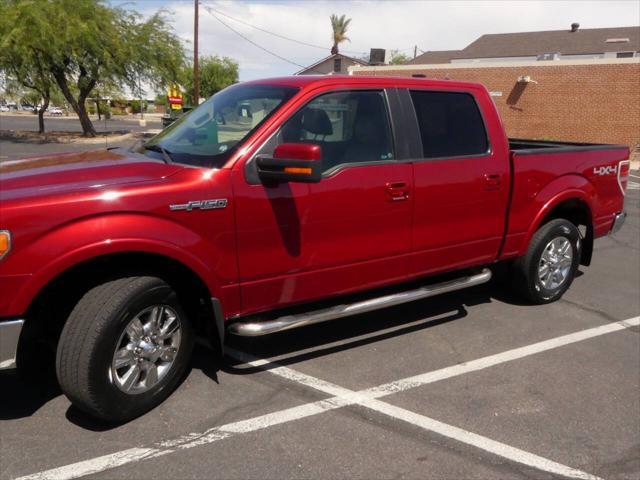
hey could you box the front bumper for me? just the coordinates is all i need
[610,212,627,235]
[0,319,24,369]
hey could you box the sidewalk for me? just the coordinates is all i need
[0,134,138,161]
[0,111,164,120]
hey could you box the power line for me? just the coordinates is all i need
[204,6,324,73]
[203,4,368,56]
[117,1,416,61]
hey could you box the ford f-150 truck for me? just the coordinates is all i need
[0,76,631,421]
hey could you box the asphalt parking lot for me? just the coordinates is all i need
[0,174,639,480]
[0,113,162,162]
[0,112,161,134]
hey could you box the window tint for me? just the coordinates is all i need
[147,84,297,168]
[410,90,488,158]
[276,90,394,172]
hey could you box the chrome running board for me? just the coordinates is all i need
[228,268,492,337]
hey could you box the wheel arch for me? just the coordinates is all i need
[527,193,594,266]
[18,250,225,367]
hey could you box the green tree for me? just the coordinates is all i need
[19,90,43,108]
[0,1,56,133]
[91,81,122,121]
[155,93,169,108]
[389,49,411,65]
[0,0,185,137]
[181,56,238,105]
[330,14,351,55]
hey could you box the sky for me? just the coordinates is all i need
[110,0,640,82]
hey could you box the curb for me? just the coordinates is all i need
[0,130,135,145]
[72,132,134,144]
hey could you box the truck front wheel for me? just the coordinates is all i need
[56,276,193,422]
[512,219,581,304]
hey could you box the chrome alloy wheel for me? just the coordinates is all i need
[110,305,182,394]
[538,237,573,290]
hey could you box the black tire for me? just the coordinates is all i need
[512,219,581,304]
[56,276,193,422]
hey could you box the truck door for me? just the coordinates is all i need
[401,87,510,277]
[232,88,413,315]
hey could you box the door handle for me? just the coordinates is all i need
[385,182,410,201]
[483,173,502,190]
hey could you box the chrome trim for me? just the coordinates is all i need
[618,160,631,196]
[229,268,492,337]
[109,305,182,394]
[0,319,25,369]
[537,237,573,290]
[610,211,626,235]
[169,199,228,212]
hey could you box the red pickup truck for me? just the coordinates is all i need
[0,76,631,421]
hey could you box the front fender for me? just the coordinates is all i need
[3,212,233,317]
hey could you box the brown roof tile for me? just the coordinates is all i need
[407,26,639,64]
[461,26,639,58]
[407,50,462,65]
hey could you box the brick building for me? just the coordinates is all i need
[351,25,640,159]
[351,59,639,151]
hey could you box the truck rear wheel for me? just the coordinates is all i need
[512,219,580,304]
[56,276,193,422]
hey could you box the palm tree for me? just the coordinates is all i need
[330,14,351,55]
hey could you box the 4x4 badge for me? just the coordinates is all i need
[170,199,228,211]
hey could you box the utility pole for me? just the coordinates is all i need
[138,75,146,127]
[193,0,200,106]
[413,45,417,59]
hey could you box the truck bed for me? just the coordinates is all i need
[509,138,628,154]
[503,138,630,261]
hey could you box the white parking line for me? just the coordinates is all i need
[364,315,640,397]
[16,316,639,480]
[17,449,165,480]
[359,399,600,480]
[228,350,604,480]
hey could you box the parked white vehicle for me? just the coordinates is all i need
[0,105,10,112]
[49,106,64,116]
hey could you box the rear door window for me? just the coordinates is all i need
[409,90,489,158]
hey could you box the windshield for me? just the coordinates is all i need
[145,83,298,168]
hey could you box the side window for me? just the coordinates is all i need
[410,90,489,158]
[276,90,395,172]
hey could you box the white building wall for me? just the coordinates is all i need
[450,52,639,64]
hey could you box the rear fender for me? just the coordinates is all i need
[521,175,595,258]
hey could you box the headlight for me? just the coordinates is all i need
[0,231,11,260]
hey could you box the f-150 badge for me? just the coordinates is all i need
[170,199,228,211]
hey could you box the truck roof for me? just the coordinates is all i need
[243,75,486,92]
